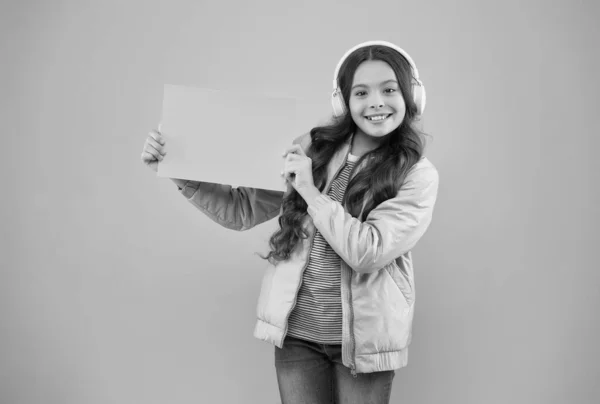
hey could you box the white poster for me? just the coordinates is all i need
[157,84,325,191]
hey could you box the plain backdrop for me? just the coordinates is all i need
[2,0,599,403]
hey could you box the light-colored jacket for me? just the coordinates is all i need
[177,132,439,374]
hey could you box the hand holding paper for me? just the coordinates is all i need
[141,127,166,173]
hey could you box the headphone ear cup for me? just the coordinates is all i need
[412,83,426,116]
[331,89,346,117]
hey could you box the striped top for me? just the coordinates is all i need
[286,153,359,344]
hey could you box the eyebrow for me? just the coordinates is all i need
[351,79,398,90]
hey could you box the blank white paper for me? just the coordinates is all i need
[157,84,309,191]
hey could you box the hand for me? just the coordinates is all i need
[282,145,316,193]
[141,124,167,173]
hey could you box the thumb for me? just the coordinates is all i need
[284,181,294,194]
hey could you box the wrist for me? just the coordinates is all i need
[298,185,321,207]
[171,178,187,190]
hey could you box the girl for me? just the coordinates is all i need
[141,40,439,404]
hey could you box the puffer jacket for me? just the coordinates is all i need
[177,132,439,374]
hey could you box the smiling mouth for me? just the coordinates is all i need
[365,114,392,122]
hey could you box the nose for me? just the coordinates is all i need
[369,93,384,109]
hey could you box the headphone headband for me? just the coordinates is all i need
[331,40,421,90]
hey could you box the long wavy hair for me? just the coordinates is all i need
[261,45,427,264]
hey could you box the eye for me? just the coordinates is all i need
[354,91,367,97]
[384,88,397,94]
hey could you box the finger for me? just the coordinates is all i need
[284,153,301,163]
[284,174,297,190]
[285,153,311,165]
[283,159,300,172]
[147,137,165,155]
[142,144,163,161]
[281,165,296,179]
[282,144,305,157]
[281,174,294,192]
[283,144,303,156]
[149,130,165,146]
[148,142,165,158]
[141,151,161,163]
[144,139,164,158]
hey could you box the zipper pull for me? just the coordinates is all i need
[351,366,357,378]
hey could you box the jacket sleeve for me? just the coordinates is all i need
[178,181,284,231]
[173,132,310,231]
[306,162,439,273]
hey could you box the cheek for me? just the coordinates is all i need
[394,95,407,111]
[393,99,407,120]
[348,98,363,118]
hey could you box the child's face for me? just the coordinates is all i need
[349,60,406,139]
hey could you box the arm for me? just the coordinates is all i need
[171,178,284,231]
[303,162,439,273]
[172,132,309,231]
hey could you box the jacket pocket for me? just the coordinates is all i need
[384,261,413,308]
[380,263,413,348]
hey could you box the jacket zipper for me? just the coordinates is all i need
[344,143,361,377]
[338,147,360,377]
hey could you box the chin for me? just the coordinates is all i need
[362,128,390,138]
[359,119,402,138]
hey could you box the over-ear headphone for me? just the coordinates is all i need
[331,40,426,118]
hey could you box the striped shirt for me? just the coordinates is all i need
[286,153,359,344]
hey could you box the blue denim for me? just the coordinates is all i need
[275,336,395,404]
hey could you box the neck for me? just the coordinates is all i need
[351,129,385,157]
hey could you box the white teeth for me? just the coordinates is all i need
[367,114,390,121]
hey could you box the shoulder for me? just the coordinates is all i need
[403,156,439,190]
